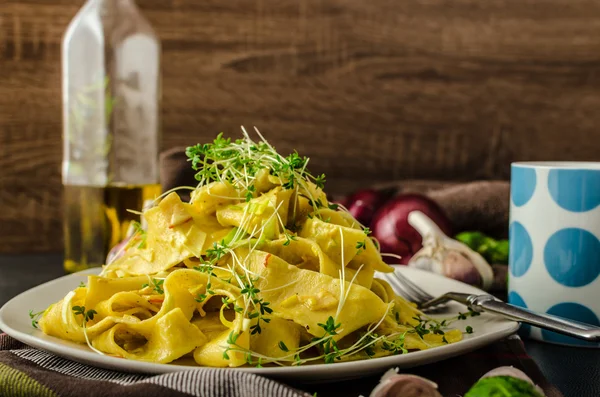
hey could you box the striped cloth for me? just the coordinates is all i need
[0,333,562,397]
[0,333,310,397]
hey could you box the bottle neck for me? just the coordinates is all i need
[86,0,139,24]
[90,0,136,10]
[92,0,135,4]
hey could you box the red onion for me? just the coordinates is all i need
[370,194,452,264]
[345,188,395,226]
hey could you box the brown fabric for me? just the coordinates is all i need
[374,180,511,239]
[160,147,198,199]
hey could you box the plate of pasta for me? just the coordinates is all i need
[0,129,519,381]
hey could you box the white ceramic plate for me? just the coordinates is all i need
[0,267,518,381]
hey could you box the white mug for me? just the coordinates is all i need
[509,162,600,347]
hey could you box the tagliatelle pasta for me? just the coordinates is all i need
[38,129,467,367]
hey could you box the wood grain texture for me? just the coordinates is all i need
[1,0,600,252]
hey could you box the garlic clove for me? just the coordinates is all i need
[442,250,485,286]
[369,368,442,397]
[407,211,494,290]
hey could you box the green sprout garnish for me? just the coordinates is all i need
[142,279,164,295]
[72,306,97,323]
[29,310,44,329]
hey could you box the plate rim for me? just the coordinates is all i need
[0,267,519,379]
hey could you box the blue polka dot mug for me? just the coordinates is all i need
[509,162,600,347]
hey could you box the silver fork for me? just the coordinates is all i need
[379,268,444,312]
[380,268,600,343]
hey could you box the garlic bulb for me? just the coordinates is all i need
[369,368,442,397]
[407,211,494,290]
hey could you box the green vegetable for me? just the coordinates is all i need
[455,232,509,264]
[456,231,485,249]
[465,376,544,397]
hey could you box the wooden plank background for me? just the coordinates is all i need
[1,0,600,253]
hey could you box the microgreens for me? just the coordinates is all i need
[314,174,326,189]
[72,306,97,323]
[240,279,273,335]
[222,298,243,314]
[278,341,289,352]
[70,305,106,357]
[310,198,325,209]
[411,315,447,339]
[457,309,480,320]
[142,279,164,295]
[222,331,240,360]
[413,321,430,338]
[29,309,44,329]
[282,232,297,246]
[131,221,147,249]
[185,128,328,216]
[245,185,256,202]
[468,308,481,317]
[381,331,408,355]
[365,345,376,357]
[206,240,228,262]
[311,316,342,364]
[195,293,207,303]
[206,282,215,295]
[406,310,478,345]
[193,263,217,277]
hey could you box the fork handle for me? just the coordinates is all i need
[470,295,600,342]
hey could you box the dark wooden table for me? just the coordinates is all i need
[1,254,599,397]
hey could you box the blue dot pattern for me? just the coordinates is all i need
[511,166,537,207]
[548,169,600,212]
[544,228,600,287]
[508,291,531,338]
[542,303,600,347]
[509,222,533,277]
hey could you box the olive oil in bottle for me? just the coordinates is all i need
[63,184,161,273]
[62,0,161,273]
